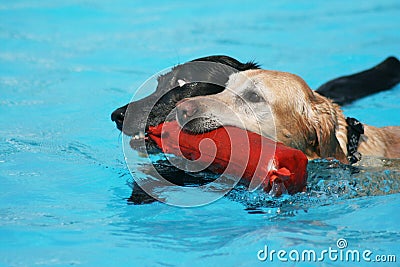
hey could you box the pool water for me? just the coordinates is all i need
[1,1,399,266]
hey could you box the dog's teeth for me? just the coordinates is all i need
[133,131,146,140]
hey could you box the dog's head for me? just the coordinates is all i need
[111,55,259,150]
[177,69,348,162]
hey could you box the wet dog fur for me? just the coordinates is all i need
[176,69,400,163]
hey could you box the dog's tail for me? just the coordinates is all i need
[316,56,400,105]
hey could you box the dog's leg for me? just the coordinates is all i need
[316,56,400,105]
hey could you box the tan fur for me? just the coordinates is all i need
[359,126,400,158]
[181,69,400,163]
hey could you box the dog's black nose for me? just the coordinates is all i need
[111,104,128,131]
[176,98,198,123]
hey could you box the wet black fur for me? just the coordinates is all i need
[111,55,260,136]
[316,56,400,105]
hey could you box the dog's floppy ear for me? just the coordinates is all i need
[309,93,348,163]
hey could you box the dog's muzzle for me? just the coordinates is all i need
[176,98,199,125]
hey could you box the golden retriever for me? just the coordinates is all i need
[176,69,400,164]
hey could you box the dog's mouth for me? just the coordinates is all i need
[129,129,158,154]
[179,117,223,134]
[132,131,146,141]
[129,130,148,146]
[128,118,222,154]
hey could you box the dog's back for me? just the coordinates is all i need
[382,126,400,158]
[358,125,400,159]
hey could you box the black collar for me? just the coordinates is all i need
[346,117,364,164]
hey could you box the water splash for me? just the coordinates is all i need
[126,156,400,211]
[226,158,400,212]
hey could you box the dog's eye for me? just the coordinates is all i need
[177,79,187,87]
[244,91,264,103]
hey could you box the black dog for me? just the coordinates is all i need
[112,56,259,135]
[111,55,400,204]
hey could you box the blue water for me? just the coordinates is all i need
[1,1,400,266]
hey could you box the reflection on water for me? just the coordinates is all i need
[127,155,400,212]
[228,158,400,211]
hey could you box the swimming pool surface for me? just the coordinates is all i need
[1,1,399,266]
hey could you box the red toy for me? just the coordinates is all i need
[147,121,308,195]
